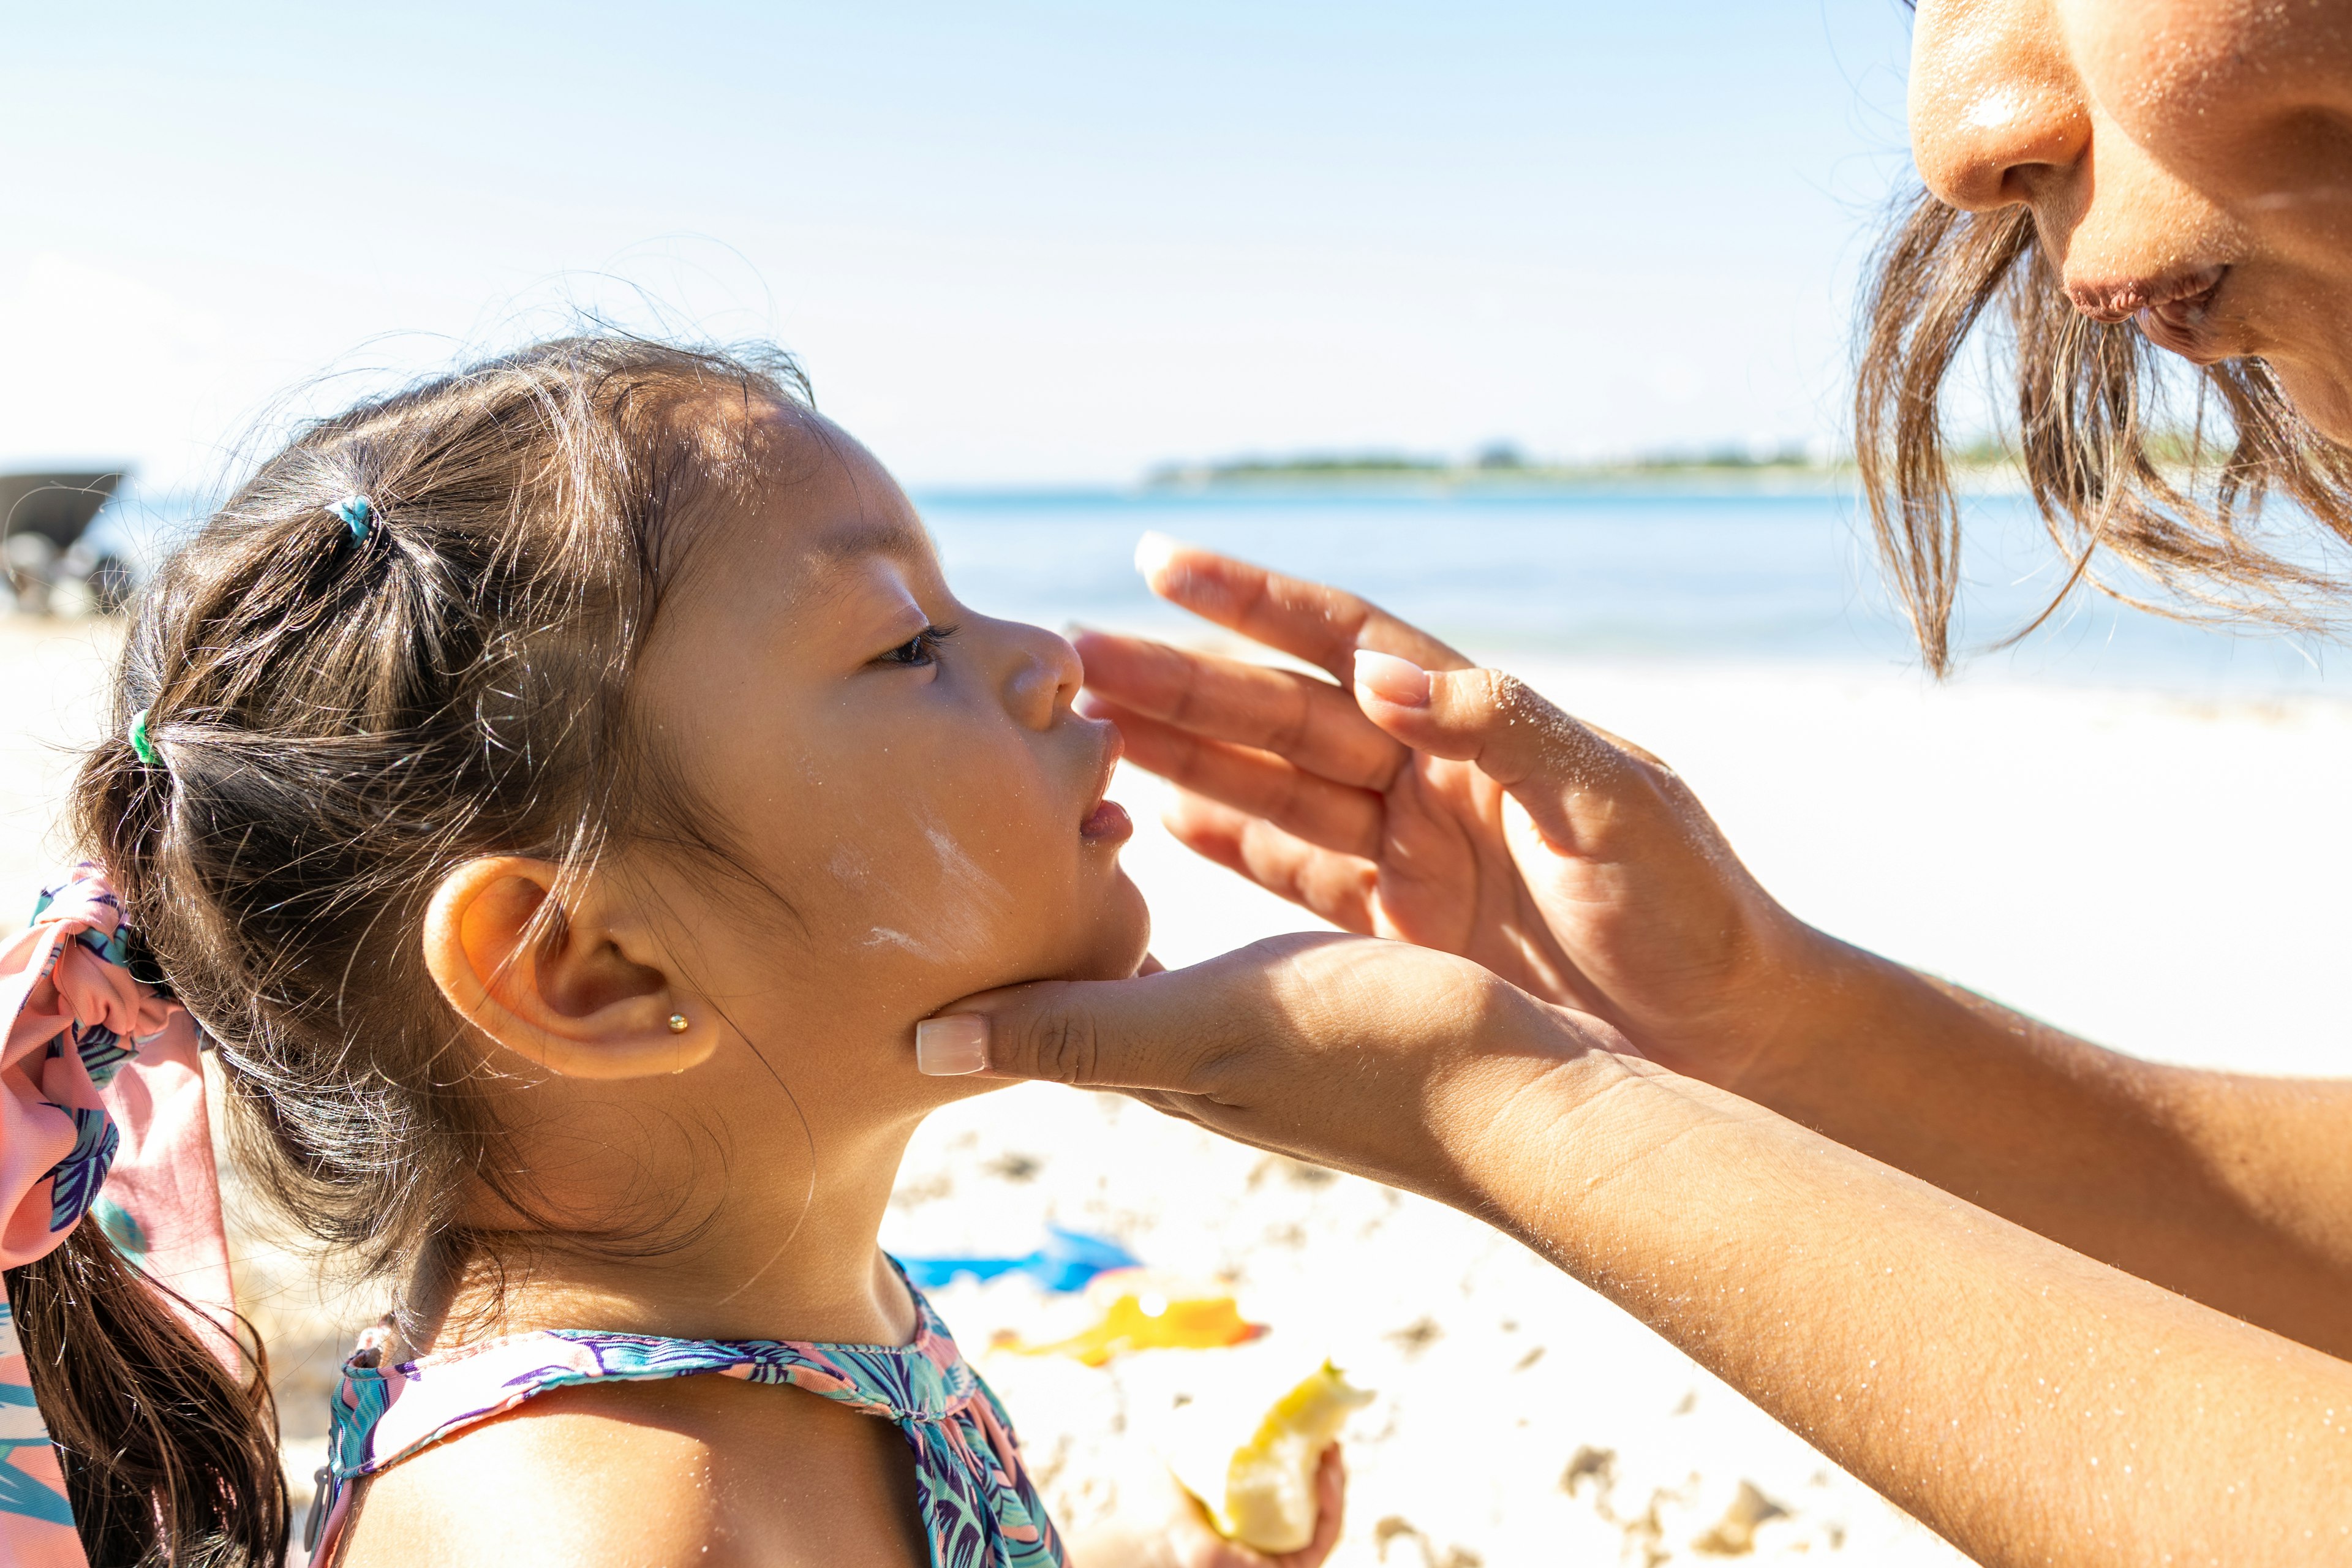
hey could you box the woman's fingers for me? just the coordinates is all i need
[1074,628,1408,790]
[1136,534,1471,681]
[927,935,1599,1209]
[1096,703,1386,860]
[1162,790,1380,933]
[1349,652,1645,856]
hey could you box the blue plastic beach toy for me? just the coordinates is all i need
[895,1225,1140,1294]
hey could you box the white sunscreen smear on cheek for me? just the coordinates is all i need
[843,821,1011,962]
[919,825,1012,958]
[833,848,946,957]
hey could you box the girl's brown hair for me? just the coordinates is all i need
[1853,190,2352,674]
[24,334,807,1564]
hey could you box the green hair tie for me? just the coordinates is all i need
[333,494,374,542]
[128,709,158,767]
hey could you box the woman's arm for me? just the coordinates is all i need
[937,938,2352,1567]
[1074,541,2352,1352]
[1755,941,2352,1360]
[1476,1014,2352,1566]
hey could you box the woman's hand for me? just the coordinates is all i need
[929,931,1635,1210]
[1072,540,2352,1364]
[1075,538,1842,1087]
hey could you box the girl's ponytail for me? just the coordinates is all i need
[6,1225,287,1564]
[0,861,288,1566]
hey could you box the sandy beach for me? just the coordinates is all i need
[6,616,2348,1565]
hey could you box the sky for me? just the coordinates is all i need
[1,1,1921,489]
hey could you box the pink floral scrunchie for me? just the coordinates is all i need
[0,864,235,1568]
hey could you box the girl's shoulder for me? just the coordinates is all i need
[333,1371,932,1568]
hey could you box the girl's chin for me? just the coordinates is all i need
[1079,873,1153,981]
[899,877,1149,1020]
[994,879,1153,987]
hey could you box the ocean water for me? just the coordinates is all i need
[99,483,2350,692]
[921,485,2349,693]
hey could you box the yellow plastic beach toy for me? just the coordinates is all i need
[1164,1360,1374,1555]
[1012,1280,1265,1366]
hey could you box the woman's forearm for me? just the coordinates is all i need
[948,935,2352,1559]
[1461,1046,2352,1566]
[1724,938,2352,1355]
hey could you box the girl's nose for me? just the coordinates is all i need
[1909,0,2090,212]
[1005,623,1084,730]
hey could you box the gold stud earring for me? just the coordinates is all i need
[666,1014,690,1035]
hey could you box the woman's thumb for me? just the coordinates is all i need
[1350,649,1634,851]
[917,969,1204,1090]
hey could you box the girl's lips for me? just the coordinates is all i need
[1081,799,1133,843]
[1078,717,1128,842]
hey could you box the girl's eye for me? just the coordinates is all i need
[878,624,957,668]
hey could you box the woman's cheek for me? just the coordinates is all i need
[2069,0,2336,186]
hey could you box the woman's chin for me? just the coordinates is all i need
[2256,345,2352,445]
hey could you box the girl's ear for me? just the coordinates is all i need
[421,856,717,1080]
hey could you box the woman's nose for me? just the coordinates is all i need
[1909,0,2090,211]
[1004,623,1084,730]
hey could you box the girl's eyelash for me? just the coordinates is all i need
[880,623,959,667]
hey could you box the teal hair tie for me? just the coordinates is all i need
[333,494,374,542]
[128,709,158,767]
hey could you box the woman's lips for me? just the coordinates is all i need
[2071,263,2226,323]
[2136,277,2233,361]
[2071,264,2237,361]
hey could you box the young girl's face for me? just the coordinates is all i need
[632,407,1148,1077]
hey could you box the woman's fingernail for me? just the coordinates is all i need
[1134,531,1180,580]
[916,1014,990,1075]
[1353,649,1430,708]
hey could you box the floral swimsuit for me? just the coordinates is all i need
[311,1263,1064,1568]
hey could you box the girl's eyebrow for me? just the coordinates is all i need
[809,514,932,568]
[774,514,936,615]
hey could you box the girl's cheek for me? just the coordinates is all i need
[819,806,1024,971]
[764,725,1078,976]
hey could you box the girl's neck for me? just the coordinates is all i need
[419,1109,927,1351]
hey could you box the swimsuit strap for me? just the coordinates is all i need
[311,1262,1061,1568]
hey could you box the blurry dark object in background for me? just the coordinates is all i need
[1,472,121,548]
[0,470,132,615]
[74,549,137,614]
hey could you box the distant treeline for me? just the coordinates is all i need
[1144,437,2043,489]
